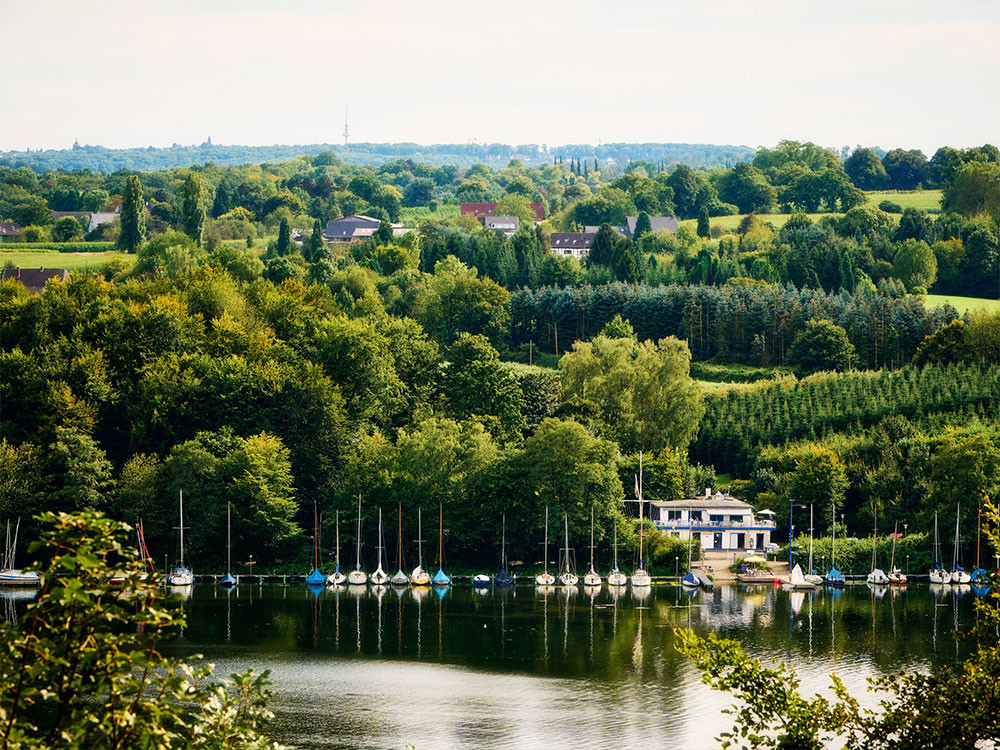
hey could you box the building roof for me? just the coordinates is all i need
[2,266,69,294]
[650,493,753,511]
[51,211,118,233]
[624,215,679,238]
[324,214,383,240]
[549,232,595,250]
[0,222,22,237]
[481,215,519,230]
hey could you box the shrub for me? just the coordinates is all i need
[879,200,903,213]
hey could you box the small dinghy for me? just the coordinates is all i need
[681,571,700,588]
[472,574,492,586]
[950,504,970,584]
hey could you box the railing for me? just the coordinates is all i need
[655,519,776,529]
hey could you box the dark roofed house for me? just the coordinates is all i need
[461,202,544,222]
[2,266,70,294]
[51,211,119,233]
[0,222,23,242]
[324,214,382,242]
[548,232,595,260]
[624,215,679,239]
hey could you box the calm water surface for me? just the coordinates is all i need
[164,582,980,750]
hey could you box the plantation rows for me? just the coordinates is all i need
[692,363,1000,474]
[510,282,958,369]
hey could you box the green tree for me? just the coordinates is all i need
[787,319,856,373]
[882,148,929,190]
[45,426,114,511]
[306,219,325,263]
[116,174,146,253]
[696,206,710,238]
[632,211,652,240]
[276,216,292,256]
[941,161,1000,219]
[51,216,83,242]
[181,173,207,245]
[844,147,889,190]
[0,511,280,749]
[442,334,526,443]
[786,445,848,533]
[930,431,1000,515]
[716,163,777,214]
[913,319,974,365]
[560,334,704,453]
[893,239,937,291]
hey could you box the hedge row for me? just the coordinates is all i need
[0,242,116,253]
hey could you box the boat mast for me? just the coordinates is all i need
[437,502,444,569]
[355,493,362,570]
[589,506,595,572]
[335,510,341,572]
[613,516,619,571]
[377,508,384,570]
[638,451,644,569]
[398,503,403,572]
[808,504,814,573]
[976,503,981,570]
[501,513,507,572]
[227,502,232,575]
[871,502,877,571]
[933,512,940,567]
[890,521,898,572]
[953,503,961,570]
[179,489,185,569]
[563,514,570,574]
[831,502,836,571]
[543,505,549,574]
[313,502,319,570]
[417,509,423,568]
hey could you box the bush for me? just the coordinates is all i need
[0,511,281,749]
[879,200,903,213]
[21,225,51,243]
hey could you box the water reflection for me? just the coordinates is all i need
[167,583,979,750]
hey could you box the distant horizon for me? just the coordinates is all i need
[5,1,996,159]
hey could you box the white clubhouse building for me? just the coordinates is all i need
[650,490,776,552]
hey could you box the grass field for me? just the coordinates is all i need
[864,189,942,212]
[400,204,461,224]
[1,249,135,272]
[679,212,838,233]
[924,294,1000,315]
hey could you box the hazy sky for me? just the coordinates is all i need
[3,0,997,154]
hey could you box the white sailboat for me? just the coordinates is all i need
[928,511,950,584]
[390,504,409,586]
[369,508,390,585]
[558,514,579,587]
[631,454,651,588]
[167,490,193,586]
[804,504,823,585]
[535,505,555,586]
[607,515,627,587]
[0,519,41,587]
[583,506,602,587]
[950,503,971,584]
[431,502,451,586]
[786,563,818,590]
[495,513,515,586]
[410,508,431,586]
[327,510,347,585]
[220,503,238,586]
[347,494,367,585]
[866,504,888,586]
[887,521,907,585]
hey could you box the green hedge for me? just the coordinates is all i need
[690,361,793,384]
[0,242,116,253]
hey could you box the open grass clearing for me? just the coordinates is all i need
[1,249,135,272]
[924,294,1000,315]
[865,189,942,212]
[680,212,840,234]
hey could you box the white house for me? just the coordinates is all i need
[650,490,775,552]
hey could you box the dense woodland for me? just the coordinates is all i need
[1,139,999,573]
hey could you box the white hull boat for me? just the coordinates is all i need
[0,569,41,586]
[866,568,889,586]
[631,569,651,587]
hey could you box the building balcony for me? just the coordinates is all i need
[655,519,776,530]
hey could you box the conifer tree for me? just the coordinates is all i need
[276,217,292,256]
[633,211,652,241]
[307,219,325,262]
[117,175,146,253]
[696,206,711,238]
[181,173,206,246]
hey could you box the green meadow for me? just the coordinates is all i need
[0,249,135,273]
[924,293,1000,315]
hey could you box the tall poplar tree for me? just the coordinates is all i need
[117,175,146,253]
[181,173,206,246]
[276,217,292,256]
[696,206,710,238]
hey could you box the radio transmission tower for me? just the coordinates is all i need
[343,107,350,146]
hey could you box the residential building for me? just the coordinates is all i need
[548,232,595,259]
[50,210,119,233]
[480,215,519,235]
[0,222,23,242]
[2,266,70,294]
[623,215,679,239]
[461,202,544,222]
[323,214,410,242]
[649,490,775,552]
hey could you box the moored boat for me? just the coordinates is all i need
[929,511,950,583]
[431,503,450,587]
[390,504,410,587]
[327,510,347,586]
[606,515,627,587]
[558,514,579,587]
[220,504,238,587]
[347,493,367,585]
[495,513,515,586]
[583,507,601,587]
[865,503,888,587]
[950,504,970,584]
[167,490,193,587]
[410,508,431,586]
[787,563,818,590]
[369,508,390,585]
[630,454,651,588]
[825,502,845,587]
[535,505,555,586]
[887,521,906,586]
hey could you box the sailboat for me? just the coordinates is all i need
[109,518,154,584]
[167,490,194,586]
[0,519,42,587]
[824,502,845,587]
[220,503,238,586]
[431,503,451,586]
[369,508,390,585]
[390,504,409,586]
[631,456,651,588]
[583,507,601,586]
[347,494,367,585]
[410,508,431,586]
[681,494,699,589]
[786,563,817,590]
[887,521,906,585]
[970,504,990,584]
[950,503,971,584]
[866,504,889,586]
[306,502,326,586]
[535,505,555,586]
[929,511,950,584]
[804,504,823,585]
[495,513,514,586]
[327,510,347,585]
[558,514,579,587]
[607,515,627,586]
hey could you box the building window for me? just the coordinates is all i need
[710,515,724,524]
[690,511,703,521]
[667,510,682,521]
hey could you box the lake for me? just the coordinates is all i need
[164,582,980,750]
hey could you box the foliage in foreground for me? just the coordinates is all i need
[676,504,1000,750]
[0,512,283,750]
